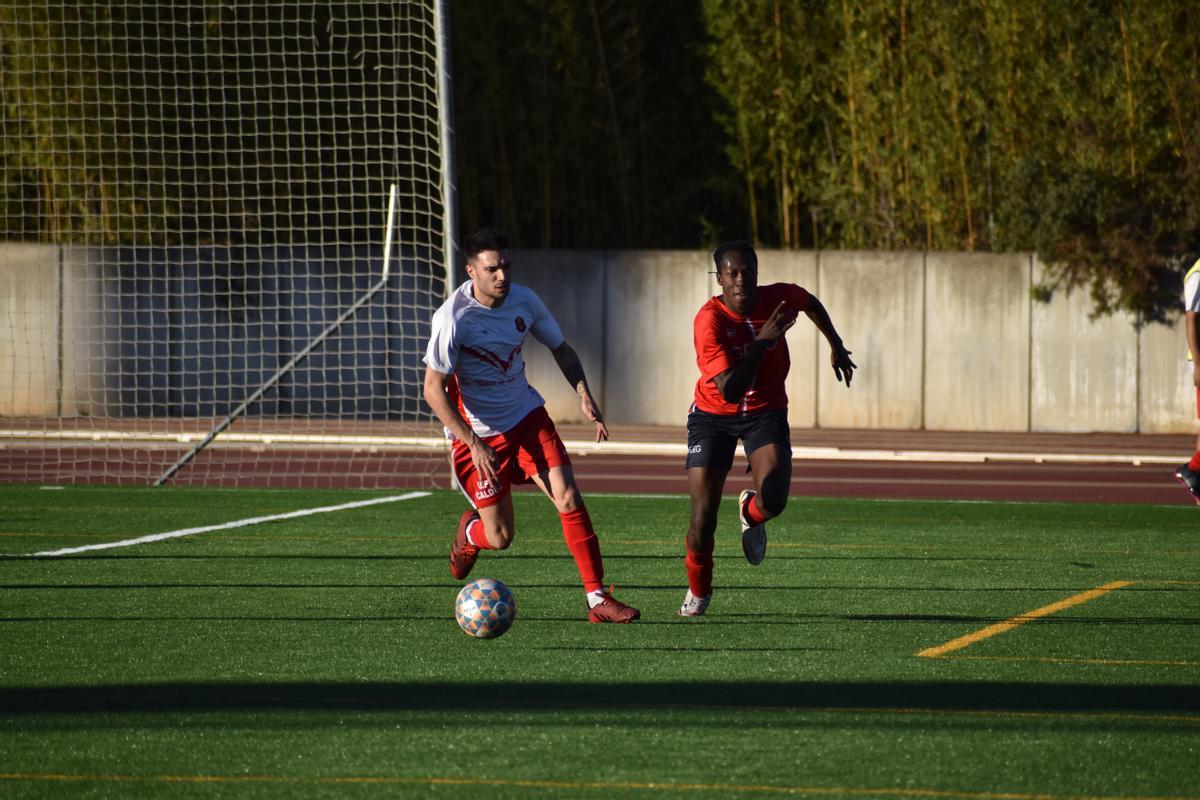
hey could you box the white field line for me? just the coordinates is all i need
[23,492,431,558]
[0,428,1178,465]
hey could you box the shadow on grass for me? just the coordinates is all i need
[2,680,1197,716]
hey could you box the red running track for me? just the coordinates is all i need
[565,453,1192,505]
[0,444,1193,505]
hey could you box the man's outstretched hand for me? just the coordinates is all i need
[580,391,610,442]
[831,346,856,386]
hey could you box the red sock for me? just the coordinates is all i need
[743,492,769,525]
[465,517,494,550]
[685,538,714,597]
[560,507,604,593]
[1189,452,1200,471]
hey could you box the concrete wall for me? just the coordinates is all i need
[1140,316,1192,434]
[2,243,1194,432]
[602,250,715,426]
[59,247,108,417]
[0,244,59,416]
[923,252,1030,431]
[817,251,924,429]
[509,250,608,425]
[1030,257,1141,432]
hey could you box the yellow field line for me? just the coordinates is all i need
[1,772,1197,799]
[917,581,1133,658]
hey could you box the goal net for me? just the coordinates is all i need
[0,1,454,488]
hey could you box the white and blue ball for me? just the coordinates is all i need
[455,578,516,639]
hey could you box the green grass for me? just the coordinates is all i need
[1,484,1198,799]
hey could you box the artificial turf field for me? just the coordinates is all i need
[0,484,1197,799]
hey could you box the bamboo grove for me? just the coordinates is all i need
[3,1,1199,320]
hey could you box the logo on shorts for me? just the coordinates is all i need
[474,479,498,501]
[689,444,703,454]
[514,316,526,332]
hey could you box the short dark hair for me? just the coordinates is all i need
[464,228,510,260]
[713,240,757,272]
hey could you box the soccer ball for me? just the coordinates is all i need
[454,578,516,639]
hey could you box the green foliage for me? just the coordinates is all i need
[452,0,728,248]
[0,3,144,243]
[1,1,438,246]
[7,2,1200,318]
[703,0,1200,319]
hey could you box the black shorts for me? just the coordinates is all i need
[685,407,791,471]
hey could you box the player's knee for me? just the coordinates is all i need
[759,488,788,518]
[554,485,583,514]
[486,523,515,549]
[688,508,718,540]
[685,525,714,553]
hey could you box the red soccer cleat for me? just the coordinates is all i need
[449,509,481,580]
[587,588,641,623]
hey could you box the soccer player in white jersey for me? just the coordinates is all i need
[423,228,640,623]
[1175,253,1200,504]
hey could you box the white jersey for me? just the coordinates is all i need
[1185,259,1200,362]
[424,281,566,437]
[1186,266,1200,313]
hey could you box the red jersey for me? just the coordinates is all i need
[692,282,813,415]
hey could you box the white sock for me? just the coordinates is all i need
[586,589,607,609]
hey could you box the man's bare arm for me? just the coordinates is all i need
[804,296,856,386]
[422,365,499,484]
[551,341,609,442]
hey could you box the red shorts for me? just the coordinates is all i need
[452,406,571,508]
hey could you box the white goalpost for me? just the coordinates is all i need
[0,1,456,489]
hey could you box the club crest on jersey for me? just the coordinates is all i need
[514,316,526,332]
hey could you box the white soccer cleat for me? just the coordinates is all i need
[739,488,767,565]
[678,589,711,617]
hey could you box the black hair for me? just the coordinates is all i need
[712,240,757,272]
[464,228,510,260]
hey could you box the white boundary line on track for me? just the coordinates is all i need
[0,428,1179,465]
[22,492,431,558]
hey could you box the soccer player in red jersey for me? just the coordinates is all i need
[679,241,856,616]
[423,228,639,623]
